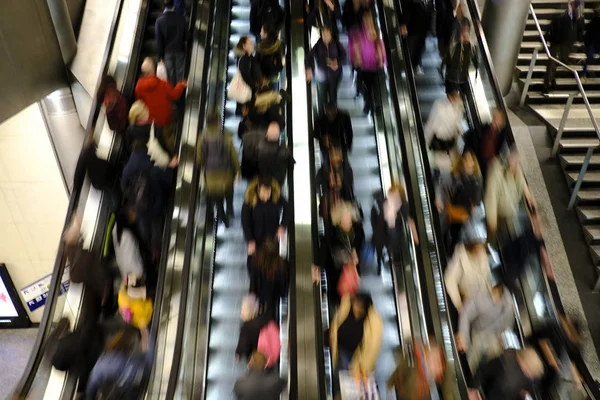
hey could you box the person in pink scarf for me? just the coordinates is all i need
[349,12,387,115]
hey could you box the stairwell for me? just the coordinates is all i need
[518,0,600,267]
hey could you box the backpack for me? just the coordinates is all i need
[257,321,281,368]
[202,135,231,172]
[104,89,128,132]
[123,169,153,217]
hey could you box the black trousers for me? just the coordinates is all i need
[317,74,342,106]
[207,190,234,221]
[544,43,571,88]
[358,70,381,112]
[408,31,428,67]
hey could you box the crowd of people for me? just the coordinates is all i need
[31,0,596,399]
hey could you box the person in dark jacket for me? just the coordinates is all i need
[86,329,153,400]
[234,351,286,400]
[242,122,292,185]
[399,0,434,74]
[543,0,584,91]
[234,36,263,98]
[435,0,457,66]
[316,146,355,222]
[463,109,507,181]
[51,319,104,394]
[155,0,188,86]
[73,136,118,193]
[583,4,600,77]
[256,25,285,84]
[236,295,273,360]
[313,102,353,158]
[250,0,285,39]
[444,20,478,94]
[242,176,291,263]
[97,75,128,133]
[306,25,347,105]
[468,347,544,400]
[249,239,288,311]
[307,0,342,38]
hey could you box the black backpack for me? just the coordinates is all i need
[123,169,153,217]
[202,135,231,172]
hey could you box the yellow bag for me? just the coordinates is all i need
[118,287,153,329]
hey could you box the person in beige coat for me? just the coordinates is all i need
[197,117,240,227]
[330,293,383,397]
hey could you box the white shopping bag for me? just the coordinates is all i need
[339,371,380,400]
[157,61,168,81]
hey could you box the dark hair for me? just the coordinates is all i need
[354,292,374,312]
[262,24,277,40]
[235,36,250,52]
[164,0,175,8]
[254,239,285,280]
[258,175,273,188]
[97,75,117,101]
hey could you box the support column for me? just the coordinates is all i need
[46,0,78,64]
[481,0,532,96]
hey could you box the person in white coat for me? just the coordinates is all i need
[112,213,145,281]
[425,90,465,175]
[444,227,491,313]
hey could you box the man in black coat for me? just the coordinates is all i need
[543,0,584,92]
[399,0,434,74]
[155,0,188,86]
[583,4,600,77]
[241,122,293,185]
[313,102,353,157]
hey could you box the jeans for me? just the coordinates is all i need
[316,74,341,106]
[165,52,186,87]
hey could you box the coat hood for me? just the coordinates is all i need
[257,39,282,55]
[244,177,281,207]
[136,75,162,92]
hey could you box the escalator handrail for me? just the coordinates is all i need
[465,1,600,396]
[12,0,129,395]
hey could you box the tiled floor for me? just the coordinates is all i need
[0,328,38,398]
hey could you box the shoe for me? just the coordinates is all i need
[416,65,425,75]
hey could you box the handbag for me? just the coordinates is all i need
[227,61,252,103]
[337,262,360,298]
[446,201,469,223]
[157,61,168,81]
[147,123,171,169]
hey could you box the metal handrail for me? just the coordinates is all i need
[520,4,599,209]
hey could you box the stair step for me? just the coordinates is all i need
[577,189,600,203]
[567,171,600,184]
[584,226,600,244]
[590,245,600,265]
[560,154,600,168]
[578,207,600,223]
[560,138,600,150]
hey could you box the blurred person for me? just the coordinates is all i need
[155,0,187,86]
[444,20,478,95]
[250,0,285,40]
[197,116,240,227]
[307,0,342,38]
[86,329,153,399]
[51,318,104,394]
[241,122,292,185]
[73,135,118,193]
[435,0,456,66]
[121,140,178,258]
[330,293,383,394]
[238,104,257,140]
[249,239,289,312]
[485,147,535,245]
[97,75,128,133]
[134,57,187,151]
[456,283,514,371]
[444,229,491,313]
[438,150,483,253]
[398,0,434,75]
[371,183,418,272]
[342,0,375,32]
[234,36,263,110]
[350,12,387,115]
[256,25,285,84]
[425,89,464,174]
[316,146,355,221]
[236,294,274,360]
[463,109,507,180]
[112,210,146,281]
[242,176,291,260]
[315,201,365,305]
[583,4,600,77]
[233,351,286,399]
[468,347,544,400]
[387,339,446,400]
[127,100,172,155]
[313,101,353,157]
[543,0,584,92]
[306,25,346,105]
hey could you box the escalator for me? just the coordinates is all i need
[305,2,446,398]
[12,0,207,398]
[388,0,600,397]
[168,0,291,398]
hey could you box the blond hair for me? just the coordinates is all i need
[330,201,359,227]
[128,100,149,125]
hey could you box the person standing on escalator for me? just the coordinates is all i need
[443,20,478,95]
[307,0,342,39]
[155,0,188,87]
[398,0,434,75]
[313,101,353,158]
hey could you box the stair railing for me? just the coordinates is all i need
[520,4,599,209]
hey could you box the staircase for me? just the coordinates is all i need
[518,0,600,267]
